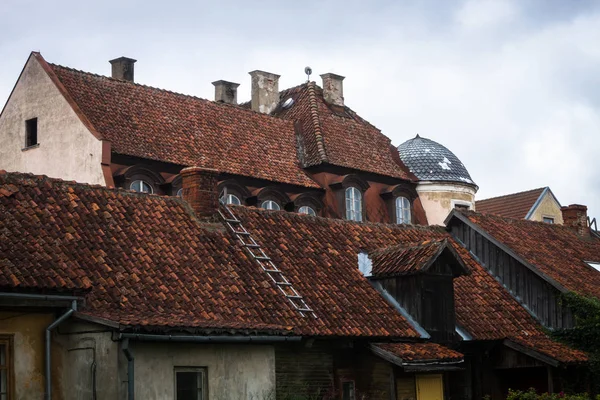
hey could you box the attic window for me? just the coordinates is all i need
[261,200,280,211]
[282,97,294,109]
[298,206,316,216]
[130,180,153,194]
[345,187,363,222]
[25,118,38,148]
[396,197,411,224]
[543,217,555,224]
[586,262,600,272]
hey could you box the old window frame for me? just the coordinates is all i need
[25,118,38,148]
[341,380,356,400]
[0,335,14,400]
[542,216,555,224]
[345,187,363,222]
[130,179,154,194]
[174,367,208,400]
[396,196,411,224]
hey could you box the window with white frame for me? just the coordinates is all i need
[221,194,241,205]
[345,187,362,222]
[130,180,153,194]
[175,367,207,400]
[395,196,411,224]
[261,200,280,211]
[543,217,555,224]
[298,206,316,216]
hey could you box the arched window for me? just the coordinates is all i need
[345,187,362,222]
[222,194,241,205]
[298,206,316,216]
[261,200,280,211]
[130,180,153,194]
[396,196,411,224]
[176,188,183,197]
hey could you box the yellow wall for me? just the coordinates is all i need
[529,192,563,224]
[0,312,63,400]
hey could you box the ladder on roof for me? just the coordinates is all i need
[217,202,317,319]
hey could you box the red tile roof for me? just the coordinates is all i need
[462,211,600,300]
[374,342,463,363]
[370,239,447,278]
[274,83,414,180]
[35,54,319,189]
[475,187,546,219]
[0,171,586,362]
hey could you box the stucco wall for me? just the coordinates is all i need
[0,55,105,185]
[529,192,563,224]
[132,342,276,400]
[0,312,58,400]
[417,182,477,226]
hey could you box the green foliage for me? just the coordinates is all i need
[506,388,598,400]
[551,292,600,394]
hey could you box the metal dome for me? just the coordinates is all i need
[397,135,476,186]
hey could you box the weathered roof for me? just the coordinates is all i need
[458,210,600,300]
[475,187,554,219]
[0,171,586,362]
[397,135,476,186]
[34,53,319,189]
[370,239,468,278]
[274,83,414,180]
[373,342,464,364]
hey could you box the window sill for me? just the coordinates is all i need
[21,143,40,152]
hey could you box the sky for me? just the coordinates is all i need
[1,0,600,220]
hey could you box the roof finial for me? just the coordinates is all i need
[304,66,312,82]
[415,133,420,138]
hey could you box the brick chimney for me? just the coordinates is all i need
[212,80,240,105]
[249,70,280,114]
[320,73,345,106]
[561,204,590,238]
[109,57,137,82]
[180,167,219,219]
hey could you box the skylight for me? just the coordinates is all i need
[586,261,600,272]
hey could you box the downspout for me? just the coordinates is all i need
[45,300,77,400]
[122,338,135,400]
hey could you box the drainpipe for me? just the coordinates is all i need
[45,300,77,400]
[122,339,135,400]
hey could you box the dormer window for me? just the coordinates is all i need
[222,194,241,206]
[130,180,153,194]
[261,200,280,211]
[298,206,316,216]
[396,197,411,224]
[345,187,362,222]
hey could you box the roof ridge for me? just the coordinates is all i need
[48,63,294,124]
[464,209,578,232]
[306,81,328,162]
[476,187,547,203]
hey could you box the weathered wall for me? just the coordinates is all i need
[530,193,563,224]
[0,312,57,400]
[0,55,105,184]
[417,182,477,226]
[132,342,275,400]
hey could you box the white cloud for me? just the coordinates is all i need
[455,0,519,30]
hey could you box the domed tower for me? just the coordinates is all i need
[398,135,478,225]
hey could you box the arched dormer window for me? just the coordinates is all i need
[114,165,165,195]
[381,184,417,225]
[256,186,290,212]
[223,193,242,205]
[291,192,324,217]
[396,196,411,224]
[345,187,362,222]
[298,206,316,216]
[330,175,370,222]
[217,180,250,206]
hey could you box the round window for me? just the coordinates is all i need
[130,180,153,194]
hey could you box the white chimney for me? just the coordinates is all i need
[249,70,280,114]
[320,73,345,106]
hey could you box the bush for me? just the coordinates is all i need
[506,388,598,400]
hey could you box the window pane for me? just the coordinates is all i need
[176,371,199,400]
[130,180,153,194]
[261,200,280,211]
[345,187,362,222]
[227,194,241,205]
[0,344,5,365]
[298,206,316,216]
[396,197,411,224]
[0,370,6,396]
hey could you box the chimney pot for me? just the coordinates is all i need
[109,57,137,82]
[561,204,590,238]
[320,73,345,106]
[181,167,219,219]
[212,80,240,105]
[249,70,280,114]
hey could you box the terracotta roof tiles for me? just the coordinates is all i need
[475,187,547,219]
[374,342,464,363]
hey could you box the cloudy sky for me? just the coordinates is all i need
[1,0,600,219]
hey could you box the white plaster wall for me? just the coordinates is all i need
[417,182,477,226]
[133,343,276,400]
[0,55,105,185]
[529,192,564,224]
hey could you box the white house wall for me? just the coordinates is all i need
[0,55,105,185]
